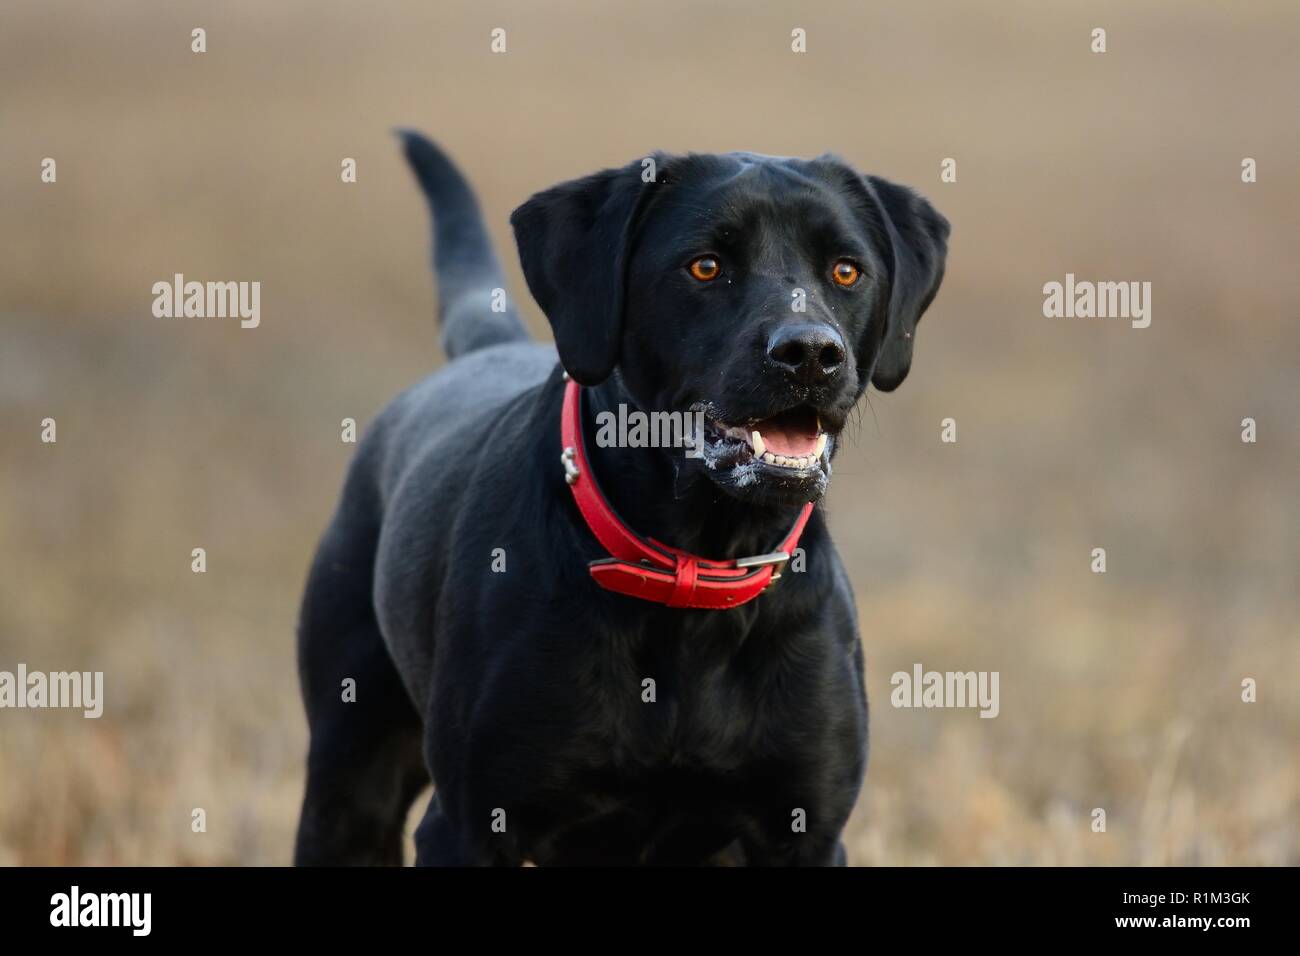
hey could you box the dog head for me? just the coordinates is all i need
[511,152,948,507]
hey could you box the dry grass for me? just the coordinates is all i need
[1,0,1297,865]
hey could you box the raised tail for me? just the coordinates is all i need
[397,130,528,360]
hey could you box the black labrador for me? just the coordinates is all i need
[293,132,948,865]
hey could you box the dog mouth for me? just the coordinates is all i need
[693,403,832,475]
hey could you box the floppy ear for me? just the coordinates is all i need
[510,160,658,385]
[863,176,950,392]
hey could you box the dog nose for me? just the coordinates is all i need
[766,323,846,385]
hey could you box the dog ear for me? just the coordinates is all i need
[510,160,658,385]
[862,176,950,392]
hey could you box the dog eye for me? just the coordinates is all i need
[688,256,721,282]
[832,259,860,287]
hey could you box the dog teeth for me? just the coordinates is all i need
[758,451,817,470]
[749,422,827,471]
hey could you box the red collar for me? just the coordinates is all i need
[560,379,814,610]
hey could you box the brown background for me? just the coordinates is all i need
[1,0,1297,864]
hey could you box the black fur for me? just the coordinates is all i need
[293,133,948,865]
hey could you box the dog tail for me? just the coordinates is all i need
[397,129,528,360]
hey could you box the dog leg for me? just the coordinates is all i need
[413,793,515,866]
[293,520,428,865]
[295,719,426,866]
[742,832,849,867]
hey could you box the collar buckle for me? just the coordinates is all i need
[735,550,791,590]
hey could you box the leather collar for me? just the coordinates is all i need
[560,378,814,609]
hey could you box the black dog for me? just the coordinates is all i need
[293,132,948,865]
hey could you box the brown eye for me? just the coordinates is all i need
[832,259,860,287]
[689,256,721,281]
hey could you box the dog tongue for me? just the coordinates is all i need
[756,409,819,456]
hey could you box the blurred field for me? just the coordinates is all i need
[1,0,1297,865]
